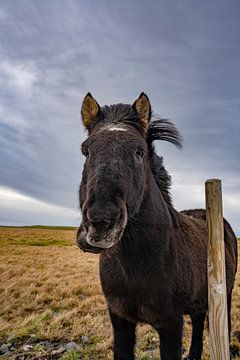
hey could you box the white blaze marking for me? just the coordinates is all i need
[108,126,127,132]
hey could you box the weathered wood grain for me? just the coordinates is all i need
[205,179,230,360]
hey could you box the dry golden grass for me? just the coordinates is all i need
[0,227,239,359]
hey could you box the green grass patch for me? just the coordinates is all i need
[0,227,77,246]
[0,225,77,230]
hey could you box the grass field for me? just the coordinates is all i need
[0,227,239,359]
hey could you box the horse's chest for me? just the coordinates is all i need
[102,274,172,327]
[100,256,174,327]
[108,294,171,328]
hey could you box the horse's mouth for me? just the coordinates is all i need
[76,225,102,253]
[86,223,125,249]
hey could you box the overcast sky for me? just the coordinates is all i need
[0,0,239,234]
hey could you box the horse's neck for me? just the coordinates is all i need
[105,183,172,286]
[120,174,173,259]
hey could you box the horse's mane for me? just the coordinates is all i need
[100,104,182,205]
[147,118,182,205]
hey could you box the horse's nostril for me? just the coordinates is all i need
[89,219,111,229]
[87,208,120,229]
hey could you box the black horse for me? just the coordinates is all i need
[77,93,237,360]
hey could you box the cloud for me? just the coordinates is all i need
[0,60,38,95]
[0,6,7,21]
[0,186,80,226]
[0,103,29,133]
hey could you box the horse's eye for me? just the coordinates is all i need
[135,148,144,159]
[82,148,90,157]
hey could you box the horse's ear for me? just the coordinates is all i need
[81,93,101,130]
[132,92,151,132]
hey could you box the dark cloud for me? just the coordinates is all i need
[0,0,239,233]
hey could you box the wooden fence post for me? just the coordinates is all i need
[205,179,230,360]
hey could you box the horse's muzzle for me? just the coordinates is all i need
[80,200,128,249]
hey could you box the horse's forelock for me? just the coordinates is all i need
[99,104,146,136]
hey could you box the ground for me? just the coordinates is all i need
[0,227,239,359]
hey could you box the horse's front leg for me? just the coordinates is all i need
[158,317,183,360]
[109,309,136,360]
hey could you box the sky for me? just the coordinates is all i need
[0,0,239,234]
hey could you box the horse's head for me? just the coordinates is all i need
[78,93,152,249]
[77,93,182,250]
